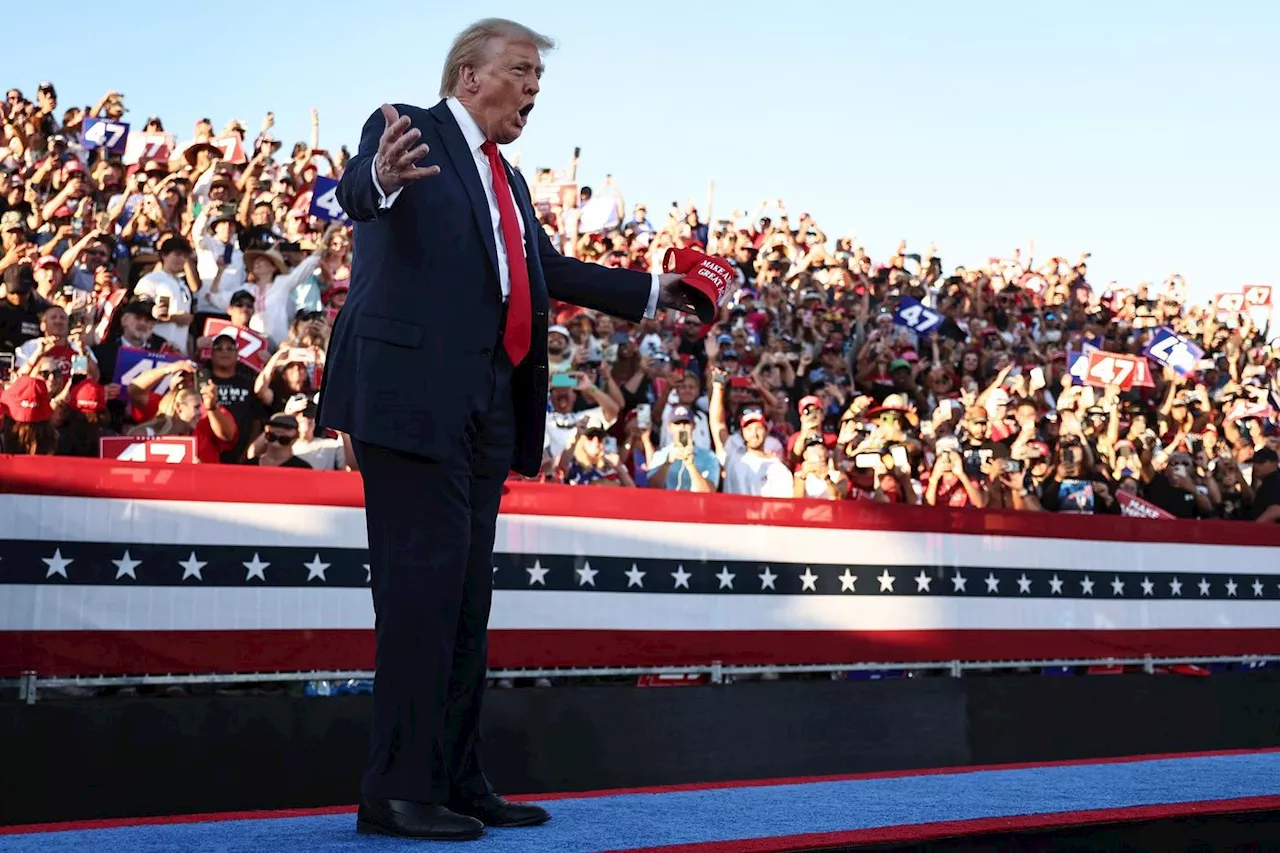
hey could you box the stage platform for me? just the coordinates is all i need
[3,751,1279,851]
[5,672,1280,849]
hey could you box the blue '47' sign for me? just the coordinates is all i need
[1143,326,1203,377]
[309,176,350,223]
[82,118,130,153]
[893,296,943,336]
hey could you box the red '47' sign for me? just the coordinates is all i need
[100,436,198,464]
[1243,285,1272,308]
[199,319,267,371]
[1084,351,1147,390]
[1214,292,1245,315]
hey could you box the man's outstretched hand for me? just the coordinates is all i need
[375,104,440,195]
[657,272,700,316]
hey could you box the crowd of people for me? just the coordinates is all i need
[1,81,1278,521]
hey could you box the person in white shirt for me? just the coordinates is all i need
[133,236,196,354]
[543,372,619,462]
[574,185,621,235]
[241,225,336,348]
[659,372,712,450]
[721,410,793,497]
[194,208,246,313]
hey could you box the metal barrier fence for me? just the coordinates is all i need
[7,654,1278,704]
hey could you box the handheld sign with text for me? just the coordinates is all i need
[199,319,268,371]
[309,176,350,223]
[1084,351,1145,390]
[123,131,174,165]
[1214,292,1245,316]
[1143,326,1203,377]
[100,435,198,465]
[1118,490,1175,520]
[1244,285,1272,309]
[211,135,247,165]
[112,346,183,392]
[892,296,943,336]
[82,118,130,153]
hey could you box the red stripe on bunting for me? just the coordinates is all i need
[3,457,1279,547]
[4,628,1280,677]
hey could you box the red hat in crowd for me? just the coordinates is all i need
[798,394,822,414]
[71,379,107,414]
[1,376,53,423]
[740,409,767,429]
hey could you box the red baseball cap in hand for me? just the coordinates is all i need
[663,247,735,325]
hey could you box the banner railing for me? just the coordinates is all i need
[3,456,1279,682]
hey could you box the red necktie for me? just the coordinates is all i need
[481,140,532,366]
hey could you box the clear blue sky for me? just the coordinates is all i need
[12,1,1278,301]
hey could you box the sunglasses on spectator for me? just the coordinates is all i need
[264,431,296,446]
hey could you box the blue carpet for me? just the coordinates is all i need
[5,753,1280,852]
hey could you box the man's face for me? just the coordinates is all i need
[34,356,65,395]
[803,442,827,467]
[265,424,298,452]
[121,313,154,345]
[34,264,62,292]
[210,336,238,370]
[547,332,569,357]
[462,37,541,145]
[742,421,767,450]
[41,306,68,338]
[228,299,254,327]
[82,241,109,271]
[800,404,822,429]
[161,249,188,275]
[670,421,693,445]
[549,387,575,412]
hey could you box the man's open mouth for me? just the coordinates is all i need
[519,103,534,120]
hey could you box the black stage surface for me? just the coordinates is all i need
[3,670,1280,849]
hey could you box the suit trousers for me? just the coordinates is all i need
[353,345,515,804]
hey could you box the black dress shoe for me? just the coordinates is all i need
[449,793,550,827]
[357,798,485,840]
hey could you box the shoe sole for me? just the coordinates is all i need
[357,818,485,841]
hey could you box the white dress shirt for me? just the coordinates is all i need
[372,97,659,317]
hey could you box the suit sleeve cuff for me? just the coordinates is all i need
[371,161,403,210]
[644,273,661,319]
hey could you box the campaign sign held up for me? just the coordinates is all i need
[309,176,350,223]
[113,346,183,391]
[893,296,943,336]
[1144,327,1203,377]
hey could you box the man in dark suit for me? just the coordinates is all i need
[318,17,698,842]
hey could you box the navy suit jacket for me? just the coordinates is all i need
[317,101,651,476]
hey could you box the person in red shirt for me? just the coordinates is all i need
[126,380,237,463]
[784,394,838,470]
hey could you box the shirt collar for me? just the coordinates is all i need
[445,97,487,155]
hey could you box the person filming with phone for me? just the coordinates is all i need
[645,405,721,493]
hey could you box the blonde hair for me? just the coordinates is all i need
[440,18,555,98]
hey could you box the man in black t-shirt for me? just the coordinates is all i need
[1250,448,1280,523]
[0,265,43,355]
[1144,451,1213,519]
[206,333,263,462]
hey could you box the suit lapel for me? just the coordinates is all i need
[428,100,499,277]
